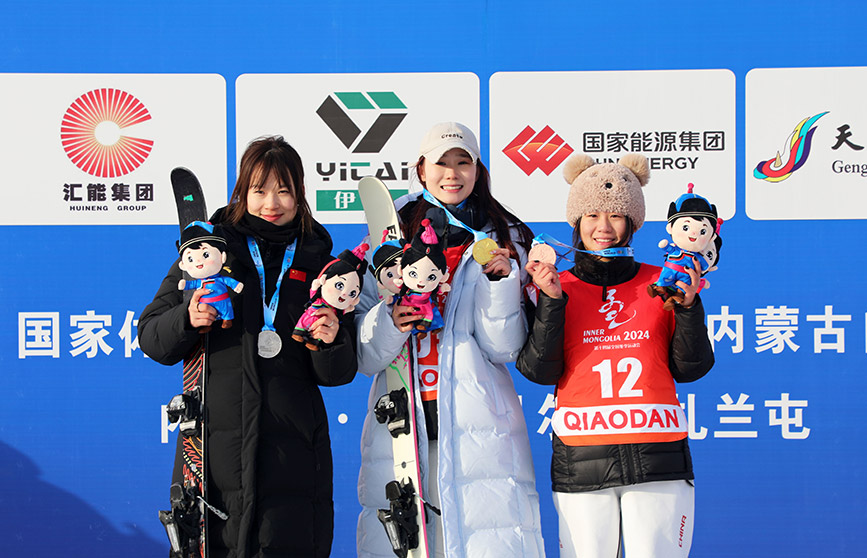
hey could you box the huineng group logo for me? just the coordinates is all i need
[503,125,574,176]
[316,91,407,153]
[60,88,154,178]
[746,67,867,219]
[235,73,480,225]
[753,112,828,183]
[0,74,227,225]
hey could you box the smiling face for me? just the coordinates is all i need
[246,169,297,226]
[579,212,630,253]
[419,148,479,206]
[402,256,445,293]
[179,242,226,279]
[667,216,714,253]
[320,272,361,310]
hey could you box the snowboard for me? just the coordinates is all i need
[160,167,214,558]
[358,176,431,558]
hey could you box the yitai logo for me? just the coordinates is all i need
[753,112,828,182]
[317,91,407,153]
[503,125,574,176]
[60,88,154,178]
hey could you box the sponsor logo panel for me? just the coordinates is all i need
[746,67,867,219]
[490,70,735,223]
[0,74,226,225]
[236,73,479,224]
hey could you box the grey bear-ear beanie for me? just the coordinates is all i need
[563,153,650,231]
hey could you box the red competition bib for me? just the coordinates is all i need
[415,242,470,403]
[552,264,688,446]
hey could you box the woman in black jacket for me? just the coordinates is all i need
[139,136,357,558]
[516,153,714,558]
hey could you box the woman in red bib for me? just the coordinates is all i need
[517,153,714,558]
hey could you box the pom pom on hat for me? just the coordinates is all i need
[352,242,370,263]
[419,219,438,246]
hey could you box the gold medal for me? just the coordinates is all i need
[472,237,499,265]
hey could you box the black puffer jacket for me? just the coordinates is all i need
[139,209,357,557]
[516,253,714,493]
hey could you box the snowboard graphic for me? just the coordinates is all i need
[358,176,431,558]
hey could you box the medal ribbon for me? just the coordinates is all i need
[421,189,488,242]
[533,232,634,262]
[247,237,298,333]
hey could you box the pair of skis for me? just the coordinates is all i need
[359,176,433,558]
[160,168,216,558]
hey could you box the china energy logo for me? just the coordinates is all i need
[753,112,828,182]
[503,125,574,176]
[60,88,154,178]
[316,91,406,153]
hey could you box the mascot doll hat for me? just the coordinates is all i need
[564,153,650,232]
[178,221,225,253]
[370,229,405,279]
[667,183,718,225]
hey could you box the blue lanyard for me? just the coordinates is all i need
[246,237,297,332]
[421,189,488,242]
[533,232,634,261]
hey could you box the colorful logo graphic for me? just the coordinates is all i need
[503,125,574,176]
[316,91,407,153]
[60,88,154,178]
[753,112,828,182]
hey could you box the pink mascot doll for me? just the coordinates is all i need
[292,242,369,350]
[398,218,450,333]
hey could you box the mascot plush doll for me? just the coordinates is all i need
[398,218,450,333]
[696,224,723,292]
[177,221,243,328]
[292,241,369,350]
[648,183,719,311]
[369,230,405,302]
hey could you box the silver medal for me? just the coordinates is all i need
[257,330,282,358]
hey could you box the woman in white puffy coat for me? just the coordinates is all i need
[355,122,546,558]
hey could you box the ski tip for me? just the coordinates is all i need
[358,175,387,189]
[170,166,197,182]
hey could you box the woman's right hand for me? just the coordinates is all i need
[391,301,421,333]
[525,261,563,299]
[188,288,217,332]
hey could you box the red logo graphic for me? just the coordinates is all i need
[60,88,154,178]
[503,125,574,176]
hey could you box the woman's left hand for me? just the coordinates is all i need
[310,307,340,345]
[483,247,513,278]
[676,257,702,308]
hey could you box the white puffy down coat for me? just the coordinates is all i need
[355,200,545,558]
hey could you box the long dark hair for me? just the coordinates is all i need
[226,135,313,233]
[404,158,533,257]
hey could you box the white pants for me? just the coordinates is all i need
[554,480,694,558]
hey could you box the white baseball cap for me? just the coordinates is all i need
[417,122,480,164]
